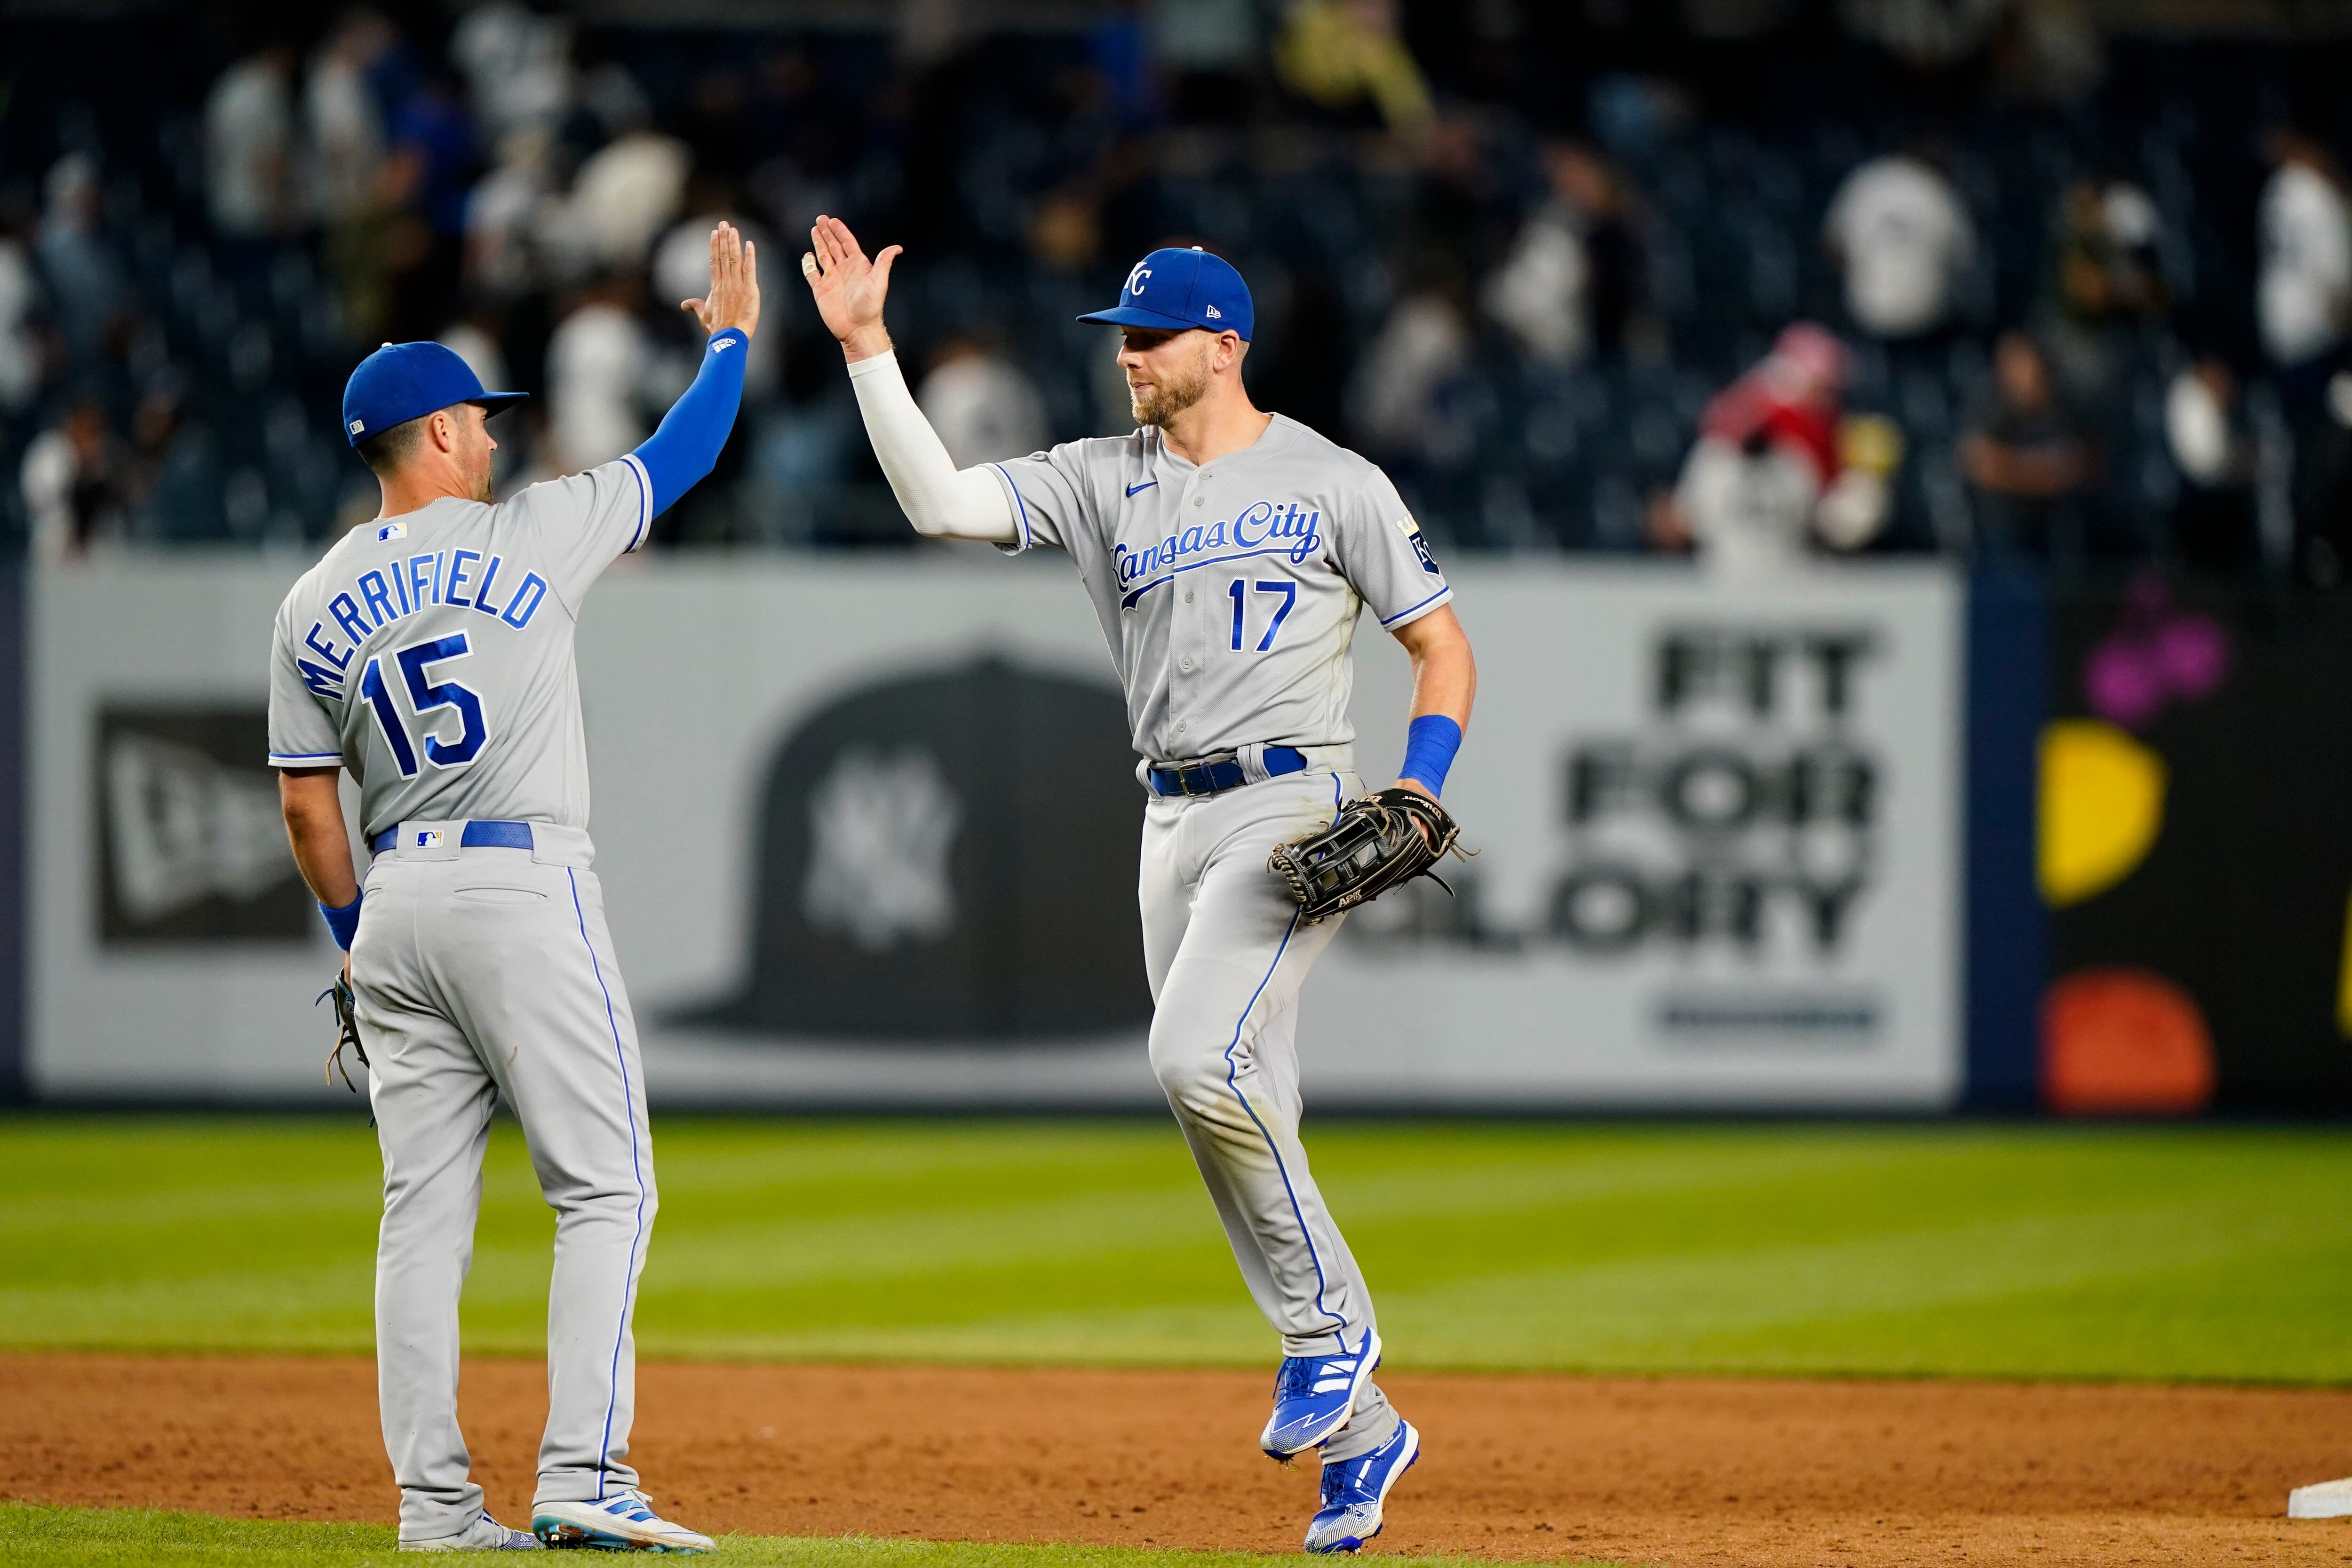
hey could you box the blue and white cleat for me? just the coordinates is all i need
[532,1490,714,1553]
[1303,1419,1420,1554]
[1261,1329,1383,1459]
[399,1512,542,1551]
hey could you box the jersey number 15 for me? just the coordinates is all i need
[359,633,489,779]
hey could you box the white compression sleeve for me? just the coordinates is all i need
[845,350,1019,543]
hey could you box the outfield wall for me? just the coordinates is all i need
[22,553,1966,1111]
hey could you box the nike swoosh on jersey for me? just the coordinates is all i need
[1126,480,1158,497]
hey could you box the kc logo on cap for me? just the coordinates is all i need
[1081,247,1254,342]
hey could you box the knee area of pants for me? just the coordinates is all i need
[1148,1033,1235,1106]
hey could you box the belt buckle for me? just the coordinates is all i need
[1180,764,1208,798]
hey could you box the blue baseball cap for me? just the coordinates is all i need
[342,341,527,448]
[1078,247,1253,341]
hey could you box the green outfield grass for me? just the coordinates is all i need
[2,1116,2349,1383]
[0,1504,1563,1568]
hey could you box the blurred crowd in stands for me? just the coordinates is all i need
[4,0,2352,581]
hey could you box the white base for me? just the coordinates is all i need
[2289,1478,2352,1519]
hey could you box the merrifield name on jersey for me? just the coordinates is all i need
[297,548,551,698]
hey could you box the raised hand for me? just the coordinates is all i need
[681,220,761,340]
[802,214,900,361]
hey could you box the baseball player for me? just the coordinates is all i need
[803,221,1476,1554]
[271,224,761,1553]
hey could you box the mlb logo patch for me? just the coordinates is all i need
[349,418,365,434]
[413,829,443,850]
[376,521,407,543]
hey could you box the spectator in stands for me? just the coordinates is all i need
[540,123,690,287]
[2256,127,2352,560]
[0,204,44,418]
[20,401,127,559]
[306,13,392,228]
[545,274,651,472]
[1275,0,1436,139]
[205,43,302,245]
[33,156,128,385]
[2040,176,2168,444]
[916,335,1048,469]
[1348,287,1470,462]
[2162,356,2258,578]
[381,71,478,342]
[464,126,555,307]
[1484,141,1646,367]
[2257,130,2352,379]
[1824,146,1976,341]
[449,1,574,147]
[128,375,227,543]
[1961,330,2096,561]
[1660,323,1891,575]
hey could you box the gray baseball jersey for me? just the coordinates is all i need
[267,455,652,838]
[983,414,1452,762]
[268,455,661,1543]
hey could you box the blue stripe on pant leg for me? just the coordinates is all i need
[568,868,647,1502]
[1220,907,1348,1344]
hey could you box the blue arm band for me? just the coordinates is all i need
[320,892,363,952]
[632,327,749,517]
[1398,714,1463,797]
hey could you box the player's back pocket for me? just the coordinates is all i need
[453,885,548,904]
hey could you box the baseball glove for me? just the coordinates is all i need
[1268,787,1466,924]
[318,972,370,1092]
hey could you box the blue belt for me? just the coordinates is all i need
[369,820,536,854]
[1147,746,1308,798]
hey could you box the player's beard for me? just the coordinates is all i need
[1130,346,1212,428]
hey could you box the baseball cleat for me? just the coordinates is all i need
[532,1490,713,1553]
[400,1512,542,1551]
[1303,1418,1420,1554]
[1262,1328,1383,1458]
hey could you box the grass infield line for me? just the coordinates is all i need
[3,1118,2350,1383]
[0,1503,1605,1567]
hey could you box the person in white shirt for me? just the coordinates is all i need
[2257,132,2352,374]
[914,336,1048,469]
[546,281,651,473]
[204,46,301,241]
[1668,324,1892,577]
[1824,151,1976,340]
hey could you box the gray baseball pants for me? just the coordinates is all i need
[1138,762,1403,1464]
[353,824,654,1546]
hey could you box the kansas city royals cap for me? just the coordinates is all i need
[342,341,527,448]
[1078,247,1253,341]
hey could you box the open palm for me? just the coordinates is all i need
[803,215,900,355]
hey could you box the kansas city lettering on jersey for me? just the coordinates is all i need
[1115,498,1322,607]
[294,548,550,698]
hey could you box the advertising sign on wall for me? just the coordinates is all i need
[29,556,1962,1110]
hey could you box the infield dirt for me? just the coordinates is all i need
[5,1354,2350,1565]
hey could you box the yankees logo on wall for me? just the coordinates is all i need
[681,657,1152,1041]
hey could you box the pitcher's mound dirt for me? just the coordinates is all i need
[4,1354,2351,1565]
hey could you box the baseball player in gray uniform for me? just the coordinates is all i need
[271,225,762,1554]
[803,220,1477,1554]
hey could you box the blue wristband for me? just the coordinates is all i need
[1398,714,1462,798]
[320,892,363,952]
